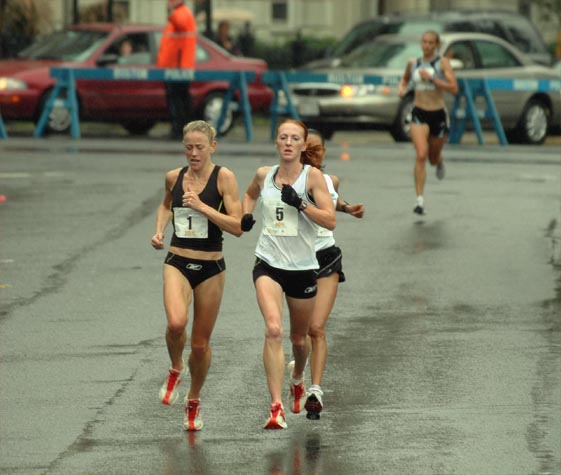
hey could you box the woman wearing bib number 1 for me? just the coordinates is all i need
[398,30,458,216]
[151,120,242,431]
[241,119,336,430]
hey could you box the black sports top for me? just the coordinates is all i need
[170,165,225,251]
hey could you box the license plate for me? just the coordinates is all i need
[298,101,320,117]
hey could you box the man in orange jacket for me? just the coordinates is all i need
[157,0,197,139]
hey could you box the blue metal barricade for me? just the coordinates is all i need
[449,78,560,145]
[34,68,256,141]
[27,68,561,144]
[262,71,560,145]
[449,78,508,145]
[0,108,7,139]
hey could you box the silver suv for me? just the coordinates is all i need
[312,10,553,68]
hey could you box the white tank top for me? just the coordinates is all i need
[315,174,337,252]
[255,164,319,270]
[411,56,442,91]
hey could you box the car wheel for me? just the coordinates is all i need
[199,92,235,135]
[513,98,549,145]
[390,94,414,142]
[121,120,156,136]
[37,90,72,134]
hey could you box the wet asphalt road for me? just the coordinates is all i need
[0,132,559,475]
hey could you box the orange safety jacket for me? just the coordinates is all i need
[157,3,197,69]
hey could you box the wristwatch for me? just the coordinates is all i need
[299,201,308,212]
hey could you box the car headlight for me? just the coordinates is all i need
[0,78,27,91]
[340,84,392,98]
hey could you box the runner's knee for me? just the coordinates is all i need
[308,323,326,339]
[290,333,308,349]
[190,341,210,359]
[167,319,186,336]
[265,323,283,341]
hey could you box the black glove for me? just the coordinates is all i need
[281,184,303,209]
[241,213,256,232]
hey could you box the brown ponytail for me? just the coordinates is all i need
[301,143,324,169]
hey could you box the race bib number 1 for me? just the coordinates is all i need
[262,200,298,236]
[173,207,208,238]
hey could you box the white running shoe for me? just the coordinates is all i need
[436,163,445,180]
[305,386,324,420]
[413,196,425,215]
[159,362,186,405]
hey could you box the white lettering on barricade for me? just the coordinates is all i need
[513,79,539,91]
[163,69,195,81]
[382,75,401,86]
[549,80,561,92]
[327,73,365,84]
[113,69,149,80]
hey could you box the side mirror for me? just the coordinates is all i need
[330,58,341,68]
[449,58,464,70]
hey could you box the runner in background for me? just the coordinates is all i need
[398,30,458,215]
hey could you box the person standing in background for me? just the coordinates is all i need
[157,0,197,140]
[237,21,255,57]
[215,20,239,55]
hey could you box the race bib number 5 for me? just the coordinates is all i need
[262,199,298,236]
[173,207,208,238]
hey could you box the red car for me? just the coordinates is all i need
[0,23,273,135]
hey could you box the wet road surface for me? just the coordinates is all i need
[0,134,559,475]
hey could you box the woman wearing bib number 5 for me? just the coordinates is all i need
[241,119,336,429]
[151,120,242,431]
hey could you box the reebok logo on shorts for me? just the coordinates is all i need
[185,263,203,271]
[304,285,317,294]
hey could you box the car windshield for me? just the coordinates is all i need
[332,20,443,58]
[340,40,421,69]
[17,30,108,61]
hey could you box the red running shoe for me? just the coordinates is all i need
[159,363,185,405]
[183,398,203,431]
[287,360,305,413]
[263,402,287,430]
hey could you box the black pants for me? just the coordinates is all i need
[165,81,193,138]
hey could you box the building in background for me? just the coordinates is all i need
[7,0,560,53]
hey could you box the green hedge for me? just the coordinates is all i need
[252,36,338,69]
